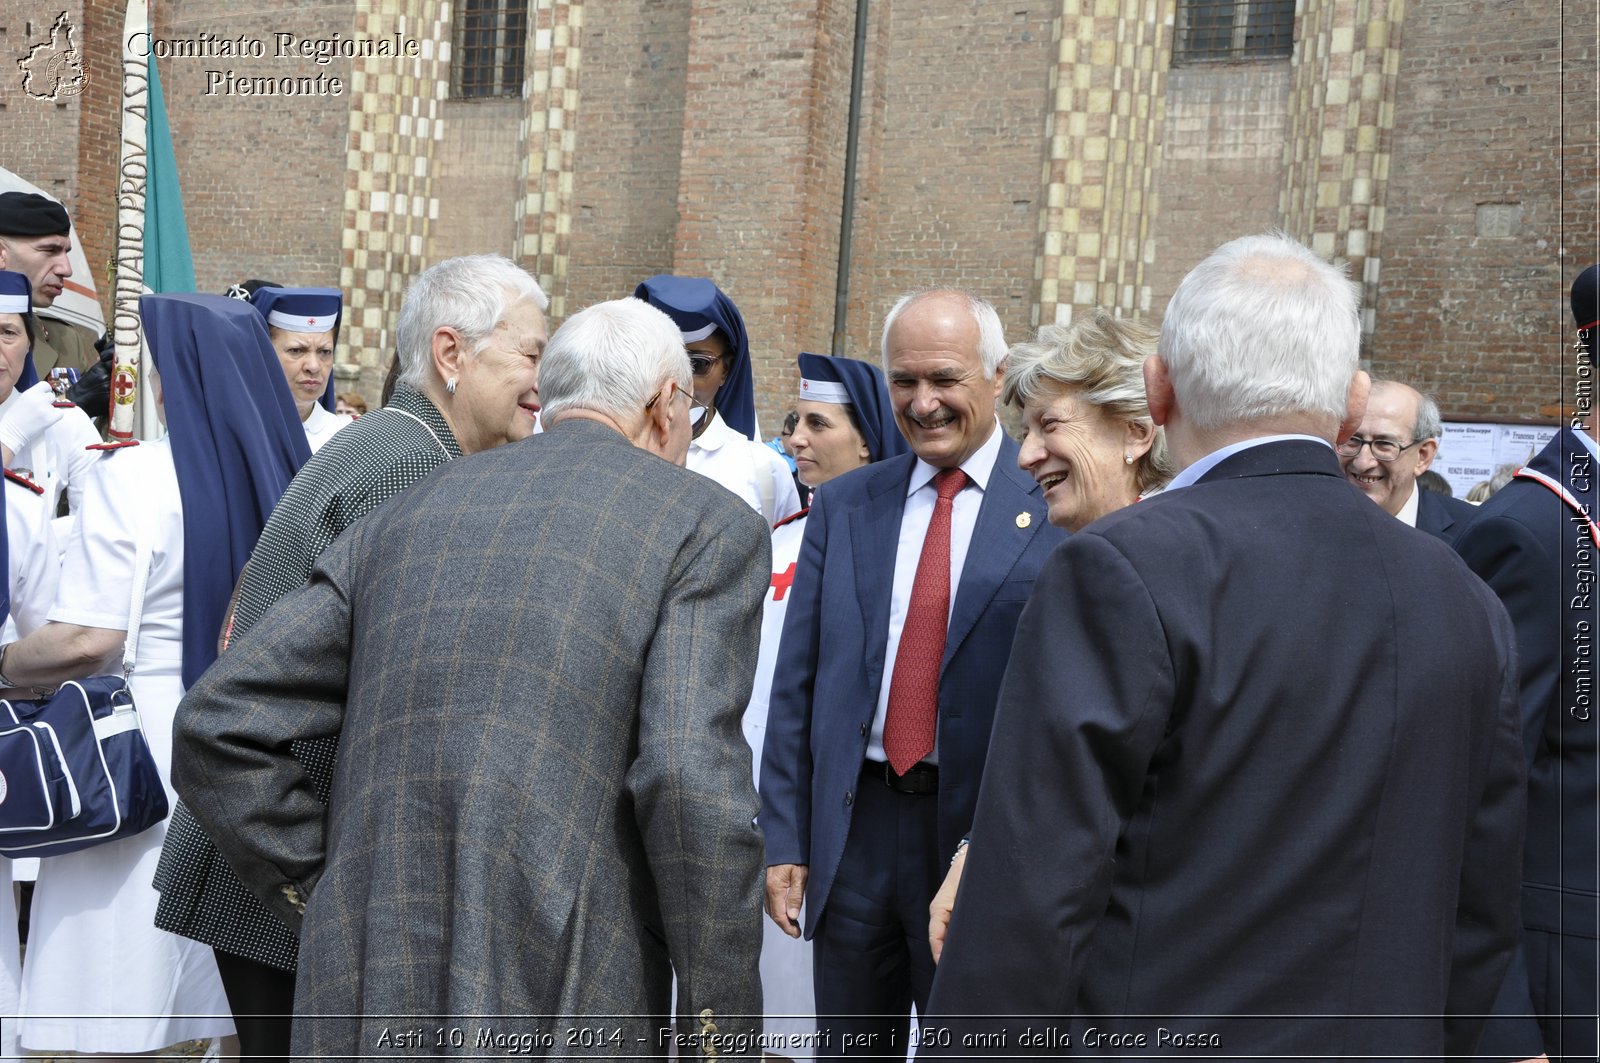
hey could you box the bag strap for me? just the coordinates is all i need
[120,513,154,678]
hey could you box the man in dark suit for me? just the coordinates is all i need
[1338,377,1476,540]
[1455,265,1598,1061]
[172,297,770,1057]
[924,233,1526,1058]
[759,288,1065,1057]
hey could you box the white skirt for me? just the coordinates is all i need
[18,664,235,1053]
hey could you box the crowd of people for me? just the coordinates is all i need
[0,181,1593,1063]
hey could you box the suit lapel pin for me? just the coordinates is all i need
[1015,511,1031,529]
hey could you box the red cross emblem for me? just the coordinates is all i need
[770,562,796,602]
[112,366,137,406]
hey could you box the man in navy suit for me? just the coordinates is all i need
[1455,265,1599,1062]
[759,289,1064,1057]
[1338,377,1477,540]
[924,233,1525,1058]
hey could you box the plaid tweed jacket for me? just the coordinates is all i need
[153,384,462,969]
[172,419,771,1055]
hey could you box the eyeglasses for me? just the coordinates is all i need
[644,383,712,438]
[689,354,727,378]
[1336,435,1423,462]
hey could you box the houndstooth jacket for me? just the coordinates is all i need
[153,384,462,969]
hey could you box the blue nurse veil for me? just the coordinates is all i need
[140,293,311,687]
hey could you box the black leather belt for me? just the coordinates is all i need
[864,759,939,795]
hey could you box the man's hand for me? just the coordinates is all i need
[929,843,967,963]
[765,863,809,938]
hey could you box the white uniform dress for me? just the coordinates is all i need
[303,401,352,452]
[17,439,234,1053]
[745,509,815,1045]
[1,472,61,1061]
[0,388,101,545]
[689,410,801,526]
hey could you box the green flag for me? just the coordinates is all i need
[143,59,194,294]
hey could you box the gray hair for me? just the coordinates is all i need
[538,298,691,422]
[396,255,548,388]
[1003,308,1173,494]
[1157,231,1360,430]
[880,288,1008,378]
[1414,392,1442,443]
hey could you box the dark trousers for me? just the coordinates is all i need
[213,949,295,1062]
[813,763,944,1058]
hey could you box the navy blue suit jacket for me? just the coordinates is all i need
[1416,485,1477,542]
[926,441,1525,1058]
[759,432,1065,935]
[1454,428,1598,1059]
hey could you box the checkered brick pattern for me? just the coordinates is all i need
[1281,0,1407,339]
[1035,0,1175,327]
[338,0,451,372]
[514,0,584,319]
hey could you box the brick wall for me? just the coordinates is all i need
[560,0,688,308]
[71,0,117,302]
[1149,62,1292,310]
[155,1,354,294]
[30,1,1590,430]
[663,0,858,431]
[843,1,1056,379]
[2,3,86,276]
[429,98,522,261]
[1369,0,1594,421]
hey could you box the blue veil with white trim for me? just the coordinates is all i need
[140,293,311,687]
[633,276,758,439]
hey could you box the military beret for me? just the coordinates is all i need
[0,192,71,238]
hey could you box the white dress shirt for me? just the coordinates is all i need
[867,420,1005,765]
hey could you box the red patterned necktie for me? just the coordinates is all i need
[884,467,968,775]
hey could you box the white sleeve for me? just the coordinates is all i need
[45,453,138,632]
[6,489,59,637]
[56,407,103,519]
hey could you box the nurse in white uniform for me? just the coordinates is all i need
[0,292,310,1057]
[0,272,101,524]
[634,275,799,524]
[747,350,908,1047]
[0,268,65,1062]
[249,286,352,452]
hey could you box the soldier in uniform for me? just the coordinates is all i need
[0,192,99,377]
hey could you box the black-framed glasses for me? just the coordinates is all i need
[1336,435,1423,462]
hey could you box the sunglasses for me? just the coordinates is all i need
[689,354,728,378]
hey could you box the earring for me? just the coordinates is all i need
[446,376,458,395]
[1124,453,1134,465]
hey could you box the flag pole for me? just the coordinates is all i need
[110,0,150,441]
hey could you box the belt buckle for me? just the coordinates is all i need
[885,760,937,795]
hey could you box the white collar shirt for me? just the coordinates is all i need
[868,419,1004,766]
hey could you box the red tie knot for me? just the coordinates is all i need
[934,467,968,501]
